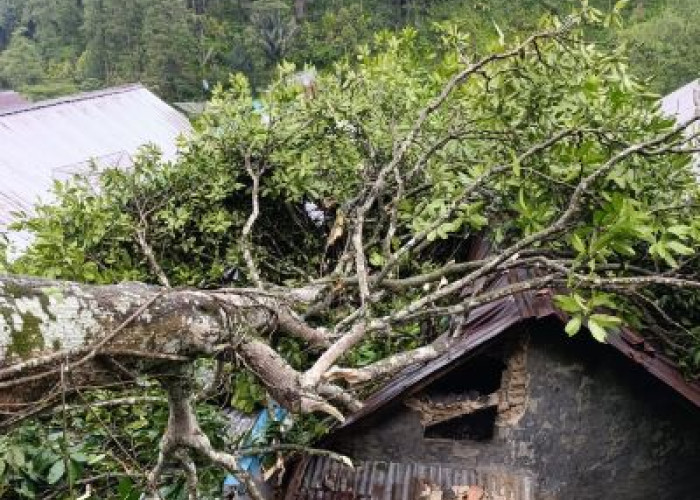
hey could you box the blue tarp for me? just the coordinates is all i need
[223,404,287,495]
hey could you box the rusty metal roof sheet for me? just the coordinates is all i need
[0,84,191,246]
[339,255,700,430]
[284,457,536,500]
[0,91,28,111]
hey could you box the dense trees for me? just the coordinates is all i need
[1,4,700,497]
[0,0,697,101]
[0,28,44,89]
[141,0,200,99]
[619,0,700,93]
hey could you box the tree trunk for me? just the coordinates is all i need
[0,274,306,427]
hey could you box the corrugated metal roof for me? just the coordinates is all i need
[284,457,536,500]
[0,84,192,246]
[0,91,28,111]
[174,101,207,117]
[661,79,700,124]
[338,243,700,431]
[661,79,700,169]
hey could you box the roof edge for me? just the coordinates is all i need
[0,83,148,116]
[334,280,700,434]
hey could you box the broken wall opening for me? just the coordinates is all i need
[424,405,498,441]
[425,354,506,397]
[406,334,530,440]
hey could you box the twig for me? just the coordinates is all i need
[136,227,171,288]
[60,362,76,500]
[241,152,264,288]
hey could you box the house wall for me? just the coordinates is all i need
[327,321,700,500]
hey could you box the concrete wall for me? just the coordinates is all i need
[329,320,700,500]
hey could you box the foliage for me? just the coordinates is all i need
[0,28,44,89]
[0,0,697,101]
[0,390,229,499]
[141,0,201,101]
[3,3,700,498]
[618,0,700,93]
[9,3,700,378]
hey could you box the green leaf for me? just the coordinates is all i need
[587,318,608,343]
[87,453,106,465]
[493,21,505,47]
[69,452,88,463]
[571,234,586,254]
[118,477,141,500]
[614,0,630,13]
[46,460,65,485]
[589,313,622,328]
[666,240,694,256]
[588,293,617,309]
[565,315,582,336]
[369,251,385,267]
[510,150,520,177]
[7,446,25,469]
[667,225,691,238]
[555,294,583,314]
[652,241,678,268]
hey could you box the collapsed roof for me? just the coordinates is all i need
[340,244,700,431]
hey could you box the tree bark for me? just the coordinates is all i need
[0,274,313,427]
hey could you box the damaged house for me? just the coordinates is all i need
[277,84,700,500]
[280,261,700,500]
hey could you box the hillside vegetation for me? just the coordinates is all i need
[0,0,698,101]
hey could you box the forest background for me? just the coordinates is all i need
[0,0,698,102]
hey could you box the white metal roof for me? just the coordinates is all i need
[0,84,192,249]
[660,79,700,171]
[661,79,700,124]
[0,91,28,111]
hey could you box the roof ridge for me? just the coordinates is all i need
[0,83,147,117]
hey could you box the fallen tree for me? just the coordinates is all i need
[2,4,700,499]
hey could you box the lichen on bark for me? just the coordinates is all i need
[0,280,105,362]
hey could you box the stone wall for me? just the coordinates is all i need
[329,319,700,500]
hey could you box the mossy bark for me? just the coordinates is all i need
[0,274,301,427]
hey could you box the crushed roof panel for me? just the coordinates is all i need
[284,457,536,500]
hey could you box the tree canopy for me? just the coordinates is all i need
[1,3,700,499]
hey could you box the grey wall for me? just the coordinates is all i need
[329,320,700,500]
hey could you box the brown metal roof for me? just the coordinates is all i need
[284,457,536,500]
[0,84,191,249]
[339,264,700,431]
